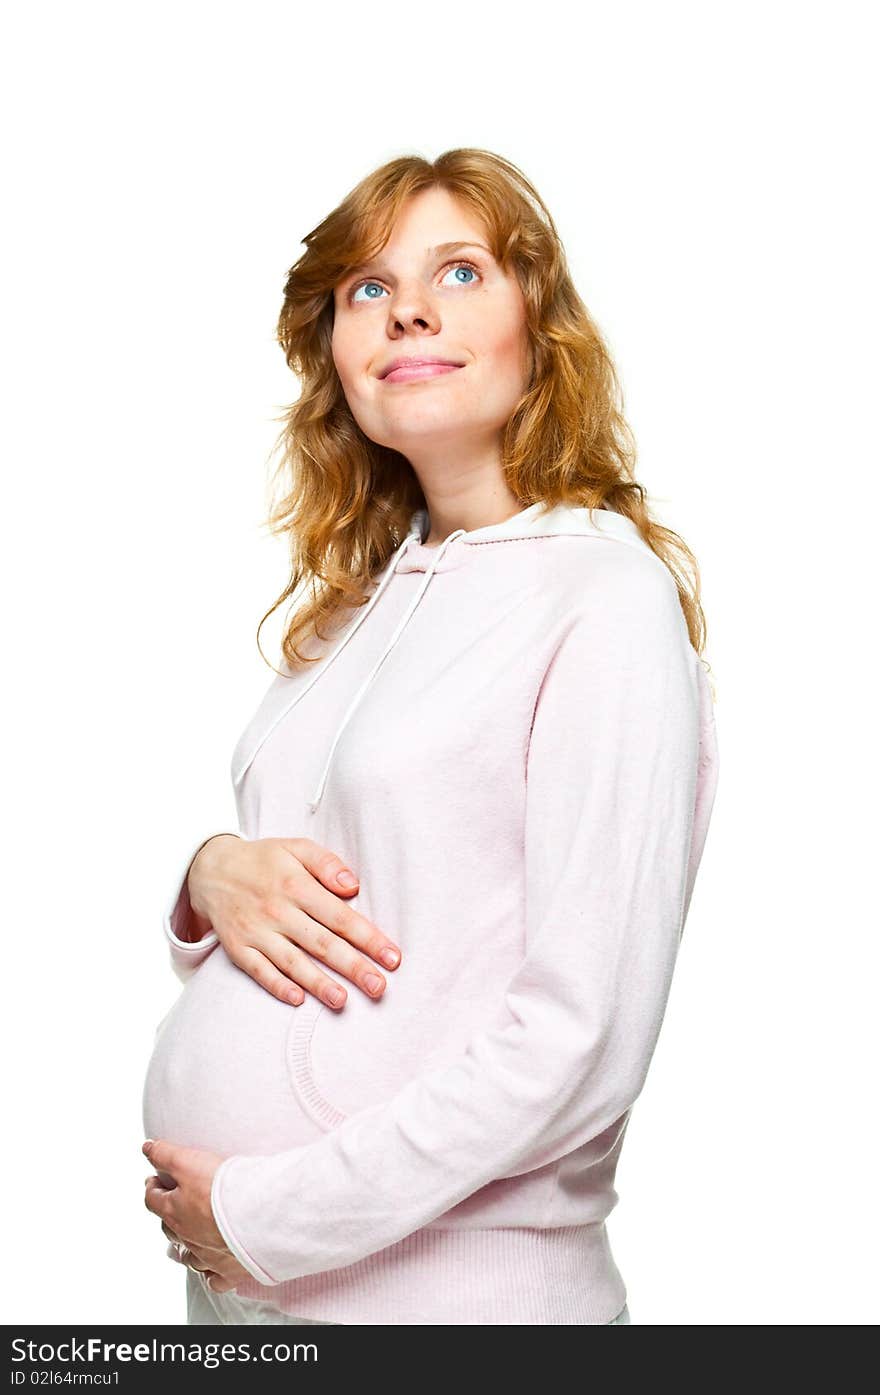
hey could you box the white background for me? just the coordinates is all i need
[2,0,876,1326]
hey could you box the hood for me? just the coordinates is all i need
[395,500,650,572]
[233,501,657,811]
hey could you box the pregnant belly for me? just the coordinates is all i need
[142,947,328,1158]
[143,940,513,1165]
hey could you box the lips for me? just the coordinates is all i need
[380,355,465,381]
[382,362,464,384]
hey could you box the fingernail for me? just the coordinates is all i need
[379,948,399,968]
[364,973,383,995]
[336,869,358,888]
[142,1140,154,1154]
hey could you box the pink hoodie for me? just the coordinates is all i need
[142,500,720,1325]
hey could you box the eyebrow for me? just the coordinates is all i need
[341,240,493,282]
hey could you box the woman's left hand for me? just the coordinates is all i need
[142,1138,254,1294]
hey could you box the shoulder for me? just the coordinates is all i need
[536,532,682,624]
[527,538,695,702]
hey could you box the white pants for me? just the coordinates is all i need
[185,1268,631,1325]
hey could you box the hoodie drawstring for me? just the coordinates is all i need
[231,503,653,797]
[307,526,466,812]
[231,525,418,791]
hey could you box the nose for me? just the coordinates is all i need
[384,280,440,332]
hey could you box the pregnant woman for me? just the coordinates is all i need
[142,147,720,1326]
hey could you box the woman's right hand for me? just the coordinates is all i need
[186,835,402,1011]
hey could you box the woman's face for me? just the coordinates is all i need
[331,187,533,461]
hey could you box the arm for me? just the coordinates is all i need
[209,560,712,1286]
[165,831,244,984]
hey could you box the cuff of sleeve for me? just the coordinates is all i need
[163,912,220,955]
[210,1155,280,1287]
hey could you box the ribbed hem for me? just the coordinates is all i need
[224,1223,626,1325]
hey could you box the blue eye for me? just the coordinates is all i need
[349,259,481,303]
[352,282,386,303]
[441,262,478,286]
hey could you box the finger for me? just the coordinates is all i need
[265,894,401,1004]
[165,1235,211,1267]
[143,1137,204,1191]
[222,941,307,1008]
[272,908,395,1006]
[142,1137,175,1172]
[144,1176,173,1220]
[177,1246,208,1273]
[257,845,402,996]
[278,837,362,895]
[235,935,352,1011]
[155,1213,225,1266]
[179,1235,226,1264]
[291,870,402,975]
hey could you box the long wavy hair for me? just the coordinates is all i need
[255,147,715,697]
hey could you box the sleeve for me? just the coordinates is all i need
[208,560,708,1286]
[165,831,245,984]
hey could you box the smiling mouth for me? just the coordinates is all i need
[382,363,465,384]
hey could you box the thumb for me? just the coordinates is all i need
[142,1137,178,1186]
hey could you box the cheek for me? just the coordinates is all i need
[472,297,528,367]
[330,319,361,390]
[483,320,531,389]
[334,360,366,409]
[330,340,347,387]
